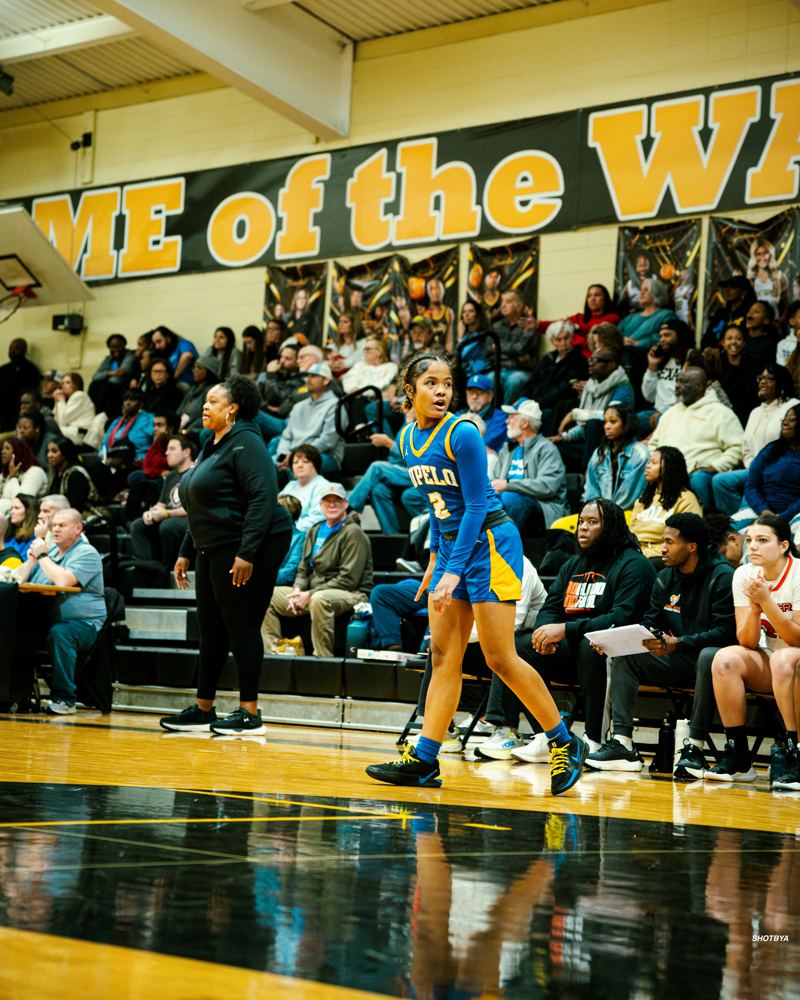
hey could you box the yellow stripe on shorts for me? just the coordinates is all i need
[486,529,522,601]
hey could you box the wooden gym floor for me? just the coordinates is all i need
[2,710,800,999]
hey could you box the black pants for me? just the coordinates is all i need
[515,630,608,743]
[195,531,291,703]
[129,516,189,568]
[609,647,719,742]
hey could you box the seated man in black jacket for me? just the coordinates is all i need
[588,513,736,777]
[516,497,656,750]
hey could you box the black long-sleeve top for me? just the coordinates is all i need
[642,546,736,652]
[179,420,291,562]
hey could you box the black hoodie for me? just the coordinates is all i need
[642,544,736,652]
[179,419,291,562]
[536,543,656,642]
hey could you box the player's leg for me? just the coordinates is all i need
[708,646,772,781]
[770,647,800,789]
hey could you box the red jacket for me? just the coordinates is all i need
[142,439,168,479]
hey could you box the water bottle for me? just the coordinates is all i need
[346,617,370,657]
[674,718,690,768]
[770,739,789,785]
[650,713,675,773]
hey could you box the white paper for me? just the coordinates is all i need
[584,624,656,657]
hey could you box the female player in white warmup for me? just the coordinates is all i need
[365,353,588,795]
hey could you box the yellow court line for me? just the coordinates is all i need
[0,814,404,830]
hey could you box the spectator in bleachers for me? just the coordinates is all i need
[524,321,588,414]
[100,389,155,460]
[648,366,743,509]
[52,373,96,446]
[143,358,183,414]
[453,374,508,452]
[711,364,798,515]
[275,363,344,478]
[201,327,242,379]
[710,325,759,427]
[702,275,755,349]
[484,289,537,403]
[151,326,198,385]
[709,515,800,783]
[123,410,180,523]
[0,438,45,515]
[455,300,489,377]
[517,498,656,751]
[258,342,303,433]
[275,494,305,586]
[588,513,735,775]
[41,369,61,410]
[0,514,22,569]
[0,339,40,432]
[264,318,287,366]
[742,300,778,368]
[89,335,140,416]
[4,494,38,559]
[34,495,70,548]
[278,445,329,535]
[328,312,365,376]
[492,399,567,533]
[45,438,98,513]
[629,446,701,562]
[584,405,649,510]
[342,337,399,395]
[129,435,196,569]
[705,510,746,569]
[19,389,59,437]
[536,284,621,358]
[619,277,676,352]
[346,424,428,535]
[777,300,800,371]
[739,406,800,524]
[240,325,266,380]
[262,483,373,658]
[16,411,57,469]
[178,357,219,435]
[640,319,694,432]
[15,507,106,715]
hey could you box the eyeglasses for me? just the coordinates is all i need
[757,374,776,382]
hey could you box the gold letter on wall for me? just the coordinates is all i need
[118,179,185,277]
[207,192,276,267]
[346,149,396,251]
[588,88,760,219]
[747,80,800,204]
[32,188,120,280]
[276,154,331,259]
[483,151,564,233]
[393,138,481,244]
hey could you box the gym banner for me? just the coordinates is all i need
[406,248,460,349]
[467,238,539,325]
[615,220,701,330]
[18,71,799,284]
[705,209,800,322]
[328,255,407,340]
[263,263,326,346]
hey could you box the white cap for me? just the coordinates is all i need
[501,399,542,423]
[307,361,333,380]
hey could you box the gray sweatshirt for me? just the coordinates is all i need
[495,433,569,527]
[277,389,345,464]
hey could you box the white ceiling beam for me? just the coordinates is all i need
[241,0,292,9]
[90,0,353,139]
[0,15,135,64]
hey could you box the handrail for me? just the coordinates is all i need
[335,385,384,442]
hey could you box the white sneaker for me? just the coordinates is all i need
[407,725,462,753]
[45,700,76,715]
[461,716,494,736]
[475,727,525,760]
[510,732,550,763]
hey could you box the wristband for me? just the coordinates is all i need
[164,509,169,519]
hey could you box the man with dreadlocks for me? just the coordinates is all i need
[516,497,655,752]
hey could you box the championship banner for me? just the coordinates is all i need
[263,263,326,346]
[406,248,460,348]
[328,255,408,340]
[706,209,800,322]
[19,72,800,284]
[467,238,539,324]
[615,220,702,329]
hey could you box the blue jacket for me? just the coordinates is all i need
[584,440,650,510]
[454,404,508,452]
[745,444,800,521]
[101,410,155,460]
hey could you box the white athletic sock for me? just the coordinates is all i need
[689,737,703,749]
[615,735,634,751]
[584,736,601,753]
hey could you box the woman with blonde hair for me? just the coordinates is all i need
[341,337,398,394]
[328,312,365,375]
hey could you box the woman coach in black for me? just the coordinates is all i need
[160,374,292,735]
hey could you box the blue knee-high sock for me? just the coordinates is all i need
[415,736,441,765]
[545,721,570,745]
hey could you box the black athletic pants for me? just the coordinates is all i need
[195,531,291,703]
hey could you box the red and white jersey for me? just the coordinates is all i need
[733,557,800,652]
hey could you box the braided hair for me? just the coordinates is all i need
[579,497,640,563]
[637,445,691,512]
[401,352,454,412]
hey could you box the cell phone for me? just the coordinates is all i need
[651,344,665,357]
[277,453,288,462]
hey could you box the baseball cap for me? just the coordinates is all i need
[501,399,542,423]
[466,374,493,392]
[321,482,347,501]
[307,361,333,380]
[42,369,63,382]
[411,315,432,330]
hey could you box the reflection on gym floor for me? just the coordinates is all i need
[1,782,799,999]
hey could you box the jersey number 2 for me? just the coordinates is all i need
[428,492,452,520]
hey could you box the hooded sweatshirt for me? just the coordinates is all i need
[562,366,634,442]
[642,545,736,652]
[535,542,656,643]
[648,390,744,473]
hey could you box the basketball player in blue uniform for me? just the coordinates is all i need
[366,354,588,795]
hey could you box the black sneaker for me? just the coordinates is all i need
[160,704,218,732]
[770,743,790,785]
[548,733,589,795]
[705,742,757,782]
[210,708,267,736]
[772,752,800,790]
[585,737,643,772]
[674,739,708,780]
[366,745,442,787]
